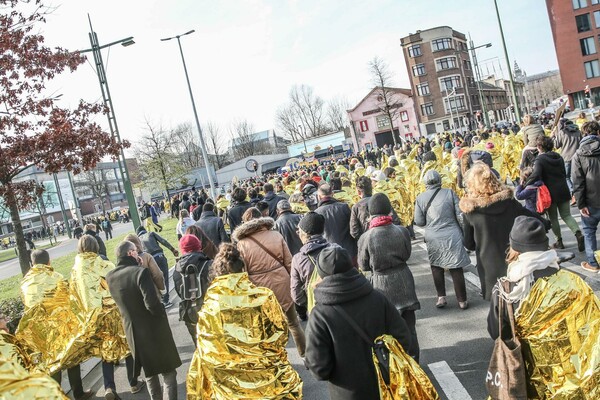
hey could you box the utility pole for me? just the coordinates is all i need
[52,173,72,239]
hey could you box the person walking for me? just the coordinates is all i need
[83,223,107,259]
[101,218,113,240]
[195,203,229,249]
[123,234,165,293]
[232,208,306,358]
[175,209,196,240]
[526,136,584,250]
[460,163,544,300]
[350,175,400,240]
[227,188,252,233]
[305,245,413,400]
[572,121,600,272]
[136,226,179,309]
[263,183,285,219]
[414,170,470,309]
[273,200,303,255]
[553,118,582,198]
[357,193,420,361]
[107,241,181,400]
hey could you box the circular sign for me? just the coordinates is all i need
[245,159,258,172]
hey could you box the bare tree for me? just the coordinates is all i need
[171,122,203,169]
[369,57,403,146]
[204,121,226,169]
[79,170,111,214]
[229,119,273,159]
[327,96,351,131]
[276,85,330,144]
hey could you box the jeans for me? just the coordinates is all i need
[104,229,113,240]
[146,370,177,400]
[581,205,600,267]
[52,365,84,398]
[565,161,573,194]
[431,265,467,302]
[102,355,139,390]
[285,306,306,357]
[547,201,580,240]
[153,253,170,303]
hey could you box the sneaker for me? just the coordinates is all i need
[436,296,447,308]
[163,301,173,309]
[458,301,469,310]
[105,388,121,400]
[131,381,145,394]
[75,390,94,400]
[581,262,600,273]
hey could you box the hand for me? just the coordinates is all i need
[172,249,179,257]
[580,207,590,217]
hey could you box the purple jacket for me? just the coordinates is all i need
[290,236,329,307]
[515,180,543,213]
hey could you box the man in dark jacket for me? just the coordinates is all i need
[84,224,107,259]
[305,245,412,400]
[180,194,191,213]
[195,203,228,249]
[314,182,357,261]
[274,200,303,255]
[263,183,285,219]
[227,188,252,233]
[572,121,600,272]
[553,119,582,196]
[350,176,400,240]
[137,226,179,308]
[106,241,181,400]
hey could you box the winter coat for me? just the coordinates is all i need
[572,135,600,209]
[414,186,471,269]
[263,191,286,219]
[227,200,252,233]
[521,124,545,147]
[232,217,294,311]
[195,211,229,249]
[305,269,413,400]
[274,211,303,255]
[460,188,542,300]
[290,235,330,307]
[173,252,212,324]
[315,198,357,259]
[553,124,582,162]
[515,180,543,214]
[357,224,420,312]
[84,229,106,258]
[176,216,197,237]
[527,151,571,204]
[349,196,401,240]
[106,256,181,377]
[139,252,165,292]
[137,229,177,256]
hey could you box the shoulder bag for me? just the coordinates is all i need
[423,188,441,225]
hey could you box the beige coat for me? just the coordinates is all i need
[140,252,165,292]
[233,217,294,311]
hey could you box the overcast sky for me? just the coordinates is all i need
[42,0,557,149]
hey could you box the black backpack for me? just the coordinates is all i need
[178,260,210,324]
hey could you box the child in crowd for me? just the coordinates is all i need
[515,167,543,213]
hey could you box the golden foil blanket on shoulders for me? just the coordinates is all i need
[187,272,302,399]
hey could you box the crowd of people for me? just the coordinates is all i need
[1,113,599,399]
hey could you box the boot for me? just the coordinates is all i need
[575,231,585,252]
[552,239,565,249]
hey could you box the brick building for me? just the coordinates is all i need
[400,26,477,134]
[546,0,600,109]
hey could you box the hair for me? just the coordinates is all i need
[329,177,342,191]
[276,183,284,192]
[506,247,520,264]
[115,240,136,259]
[536,135,554,153]
[202,202,214,212]
[356,175,373,196]
[579,111,586,119]
[124,234,143,252]
[523,114,534,126]
[464,162,504,196]
[264,183,274,192]
[242,207,262,222]
[213,243,245,276]
[318,182,332,196]
[256,201,269,215]
[520,166,533,183]
[388,158,399,168]
[179,209,189,220]
[248,188,258,199]
[185,225,205,245]
[232,187,247,203]
[78,234,99,254]
[30,249,50,265]
[84,223,96,232]
[581,121,600,136]
[382,167,396,178]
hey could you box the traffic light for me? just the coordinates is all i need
[510,105,515,113]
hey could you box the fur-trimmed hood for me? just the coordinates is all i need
[459,187,514,214]
[232,217,274,241]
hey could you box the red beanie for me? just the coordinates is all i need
[179,234,202,255]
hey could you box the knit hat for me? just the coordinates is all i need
[486,142,495,150]
[368,193,392,216]
[277,199,292,211]
[298,212,325,235]
[370,170,387,182]
[316,245,353,278]
[509,216,548,253]
[179,234,202,255]
[444,141,453,150]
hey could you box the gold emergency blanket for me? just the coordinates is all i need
[187,272,302,399]
[373,335,439,400]
[515,269,600,399]
[0,332,68,400]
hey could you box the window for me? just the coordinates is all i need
[577,13,592,32]
[573,0,588,9]
[359,120,369,132]
[439,75,462,91]
[463,59,472,70]
[412,63,426,76]
[585,59,600,78]
[420,103,434,116]
[376,115,391,129]
[444,95,466,113]
[594,10,600,27]
[416,82,430,96]
[435,56,457,71]
[581,37,597,55]
[593,0,600,4]
[408,44,422,57]
[431,38,453,52]
[400,111,409,122]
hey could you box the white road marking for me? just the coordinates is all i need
[464,271,481,290]
[428,361,473,400]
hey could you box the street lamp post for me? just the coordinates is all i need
[80,16,141,229]
[467,39,492,127]
[161,30,217,200]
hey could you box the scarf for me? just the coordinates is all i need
[369,215,393,229]
[499,250,559,303]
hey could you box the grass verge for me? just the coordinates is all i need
[0,241,62,263]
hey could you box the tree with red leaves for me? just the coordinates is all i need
[0,0,127,275]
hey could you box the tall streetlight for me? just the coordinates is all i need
[493,0,522,123]
[80,16,141,229]
[161,30,216,199]
[467,38,493,126]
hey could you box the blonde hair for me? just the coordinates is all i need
[124,233,142,252]
[84,223,96,232]
[506,247,520,264]
[522,114,533,126]
[78,234,99,254]
[464,162,504,197]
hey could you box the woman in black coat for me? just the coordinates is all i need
[460,163,543,300]
[526,136,584,250]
